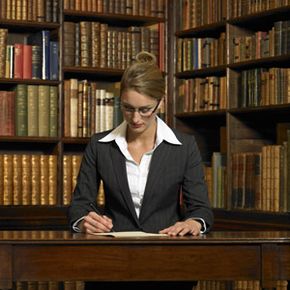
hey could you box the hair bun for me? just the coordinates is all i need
[135,51,157,65]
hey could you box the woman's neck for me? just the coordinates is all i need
[126,119,157,147]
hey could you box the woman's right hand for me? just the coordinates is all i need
[80,211,113,234]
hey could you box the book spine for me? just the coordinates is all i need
[22,154,32,205]
[31,154,40,205]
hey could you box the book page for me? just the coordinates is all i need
[90,231,168,237]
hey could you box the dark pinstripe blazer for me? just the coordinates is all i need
[68,129,214,233]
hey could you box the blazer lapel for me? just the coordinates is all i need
[110,143,139,225]
[139,142,170,221]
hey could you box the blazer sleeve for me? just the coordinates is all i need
[181,136,214,232]
[67,136,101,227]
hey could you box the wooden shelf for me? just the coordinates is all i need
[63,10,165,25]
[63,66,124,81]
[213,208,290,231]
[176,20,226,38]
[228,5,290,27]
[0,206,68,230]
[0,78,60,85]
[0,19,60,30]
[175,65,227,79]
[228,54,290,70]
[175,109,227,119]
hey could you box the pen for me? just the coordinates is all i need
[89,202,115,232]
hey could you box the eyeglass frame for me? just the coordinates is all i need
[121,100,161,117]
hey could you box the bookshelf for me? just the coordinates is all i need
[0,0,167,229]
[0,0,289,232]
[172,0,290,231]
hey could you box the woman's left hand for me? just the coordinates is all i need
[159,219,202,236]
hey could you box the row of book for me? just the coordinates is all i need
[64,0,165,18]
[195,280,288,290]
[0,29,59,80]
[179,0,227,30]
[0,154,57,206]
[229,0,290,18]
[63,21,163,69]
[0,153,100,206]
[8,280,289,290]
[238,68,290,108]
[231,143,290,212]
[63,79,123,138]
[0,85,58,137]
[0,0,60,23]
[176,33,226,72]
[63,152,105,206]
[232,20,290,63]
[176,76,227,113]
[12,281,84,290]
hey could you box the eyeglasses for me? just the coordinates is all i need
[121,101,160,117]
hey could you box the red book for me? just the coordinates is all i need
[23,44,32,79]
[14,43,24,79]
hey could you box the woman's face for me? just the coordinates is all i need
[121,90,160,135]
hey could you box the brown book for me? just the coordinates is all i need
[63,22,76,67]
[72,154,82,192]
[37,0,45,22]
[14,43,24,79]
[63,281,76,290]
[23,44,32,79]
[63,80,71,137]
[31,154,41,205]
[22,154,31,205]
[80,21,92,67]
[16,282,25,290]
[48,282,59,290]
[276,122,290,145]
[3,154,13,205]
[77,81,83,137]
[27,282,38,290]
[0,29,8,78]
[12,154,22,205]
[48,155,57,205]
[0,155,3,205]
[80,80,88,137]
[91,22,101,67]
[75,281,85,290]
[40,155,49,205]
[63,155,72,205]
[69,78,78,137]
[0,91,15,136]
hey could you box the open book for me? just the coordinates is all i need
[90,231,168,238]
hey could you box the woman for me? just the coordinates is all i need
[68,52,213,290]
[68,51,213,236]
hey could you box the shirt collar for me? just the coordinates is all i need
[98,116,182,147]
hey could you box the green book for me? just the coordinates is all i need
[27,85,39,136]
[49,86,58,137]
[15,84,28,136]
[38,85,50,137]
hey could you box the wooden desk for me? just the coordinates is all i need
[0,231,289,290]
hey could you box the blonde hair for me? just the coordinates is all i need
[120,51,165,101]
